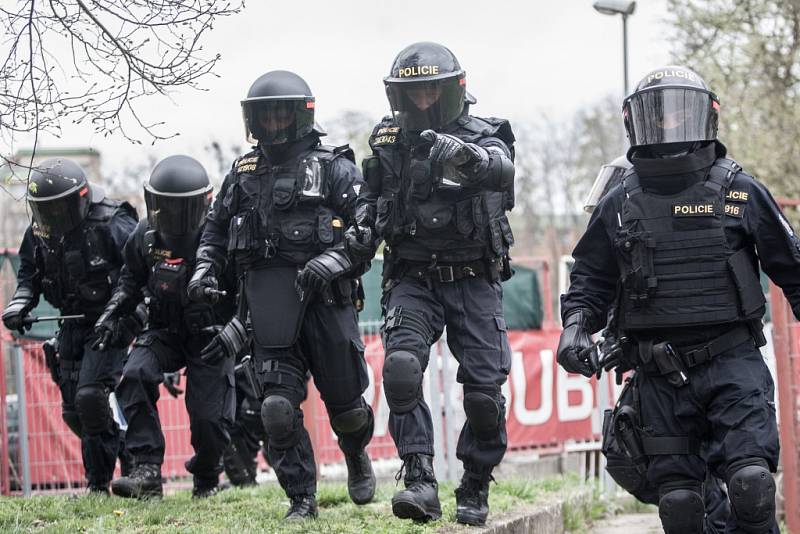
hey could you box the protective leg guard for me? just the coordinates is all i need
[727,458,776,533]
[74,385,112,435]
[463,386,502,441]
[382,350,422,414]
[658,481,704,534]
[261,395,300,450]
[62,407,83,437]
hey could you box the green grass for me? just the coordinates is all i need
[0,475,582,534]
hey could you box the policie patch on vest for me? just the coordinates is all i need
[236,156,259,174]
[724,203,745,218]
[371,126,400,146]
[725,190,749,203]
[672,203,716,217]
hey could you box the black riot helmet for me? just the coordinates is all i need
[144,155,212,236]
[27,158,96,236]
[623,66,720,150]
[241,70,316,146]
[583,155,632,213]
[384,42,466,132]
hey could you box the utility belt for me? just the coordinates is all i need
[392,257,507,288]
[633,321,765,387]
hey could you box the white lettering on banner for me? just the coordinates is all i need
[557,366,594,422]
[511,349,553,425]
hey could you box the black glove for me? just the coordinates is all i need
[557,309,598,378]
[597,333,631,377]
[295,248,353,294]
[113,303,148,349]
[187,261,220,304]
[200,316,248,364]
[2,287,35,335]
[344,225,377,262]
[421,130,480,166]
[163,372,183,398]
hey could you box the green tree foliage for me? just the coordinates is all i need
[669,0,800,198]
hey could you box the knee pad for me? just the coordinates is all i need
[463,386,503,441]
[727,458,776,533]
[260,395,300,450]
[74,385,112,435]
[658,482,704,534]
[330,402,373,435]
[61,407,83,437]
[382,351,423,413]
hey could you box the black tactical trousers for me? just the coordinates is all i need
[57,322,127,486]
[230,362,267,464]
[253,300,371,498]
[116,329,235,482]
[638,340,779,534]
[382,275,511,476]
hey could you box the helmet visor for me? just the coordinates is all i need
[624,87,719,147]
[242,98,315,145]
[28,187,89,235]
[584,164,628,213]
[386,75,465,131]
[145,187,212,236]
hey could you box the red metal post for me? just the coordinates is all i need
[770,281,800,533]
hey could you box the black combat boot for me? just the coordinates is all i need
[111,463,163,499]
[344,449,376,505]
[391,454,442,522]
[455,471,492,526]
[192,475,222,498]
[223,440,257,487]
[285,494,318,520]
[87,482,110,496]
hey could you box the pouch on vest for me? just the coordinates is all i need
[245,266,309,348]
[273,177,297,210]
[154,260,187,299]
[727,248,767,316]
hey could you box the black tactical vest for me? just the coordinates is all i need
[616,158,765,330]
[370,114,515,264]
[34,199,133,317]
[143,227,223,334]
[223,143,350,270]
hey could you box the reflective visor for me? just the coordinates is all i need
[584,164,628,213]
[623,87,718,147]
[385,75,465,131]
[28,188,88,235]
[242,98,315,145]
[144,187,212,236]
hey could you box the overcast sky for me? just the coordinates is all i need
[17,0,673,181]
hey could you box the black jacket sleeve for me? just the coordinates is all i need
[559,191,621,331]
[14,226,42,306]
[744,180,800,319]
[197,166,237,272]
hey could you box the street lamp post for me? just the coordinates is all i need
[593,0,637,95]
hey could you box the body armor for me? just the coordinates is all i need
[616,158,765,330]
[223,143,351,270]
[143,228,221,335]
[369,114,515,264]
[34,199,134,318]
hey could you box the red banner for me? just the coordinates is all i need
[13,327,616,487]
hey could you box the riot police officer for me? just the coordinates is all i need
[559,66,800,534]
[1,158,138,494]
[351,42,516,525]
[589,156,730,533]
[188,70,375,519]
[94,155,239,499]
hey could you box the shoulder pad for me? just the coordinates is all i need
[87,198,138,223]
[707,157,743,192]
[234,148,261,175]
[456,115,515,145]
[369,117,401,148]
[333,144,356,164]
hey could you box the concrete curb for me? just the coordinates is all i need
[438,488,593,534]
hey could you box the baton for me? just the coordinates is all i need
[204,288,228,298]
[22,314,85,326]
